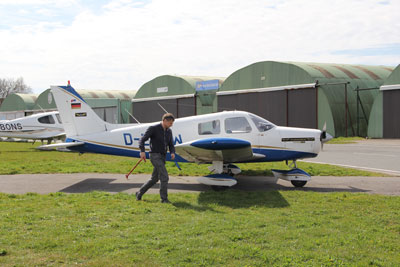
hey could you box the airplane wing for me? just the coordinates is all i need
[52,133,66,139]
[36,141,85,151]
[175,137,265,163]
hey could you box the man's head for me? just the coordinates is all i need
[162,113,175,129]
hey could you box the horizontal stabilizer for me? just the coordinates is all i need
[36,141,85,151]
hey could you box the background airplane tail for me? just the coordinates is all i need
[51,85,108,136]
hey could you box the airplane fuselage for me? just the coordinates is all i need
[66,111,322,163]
[0,111,64,140]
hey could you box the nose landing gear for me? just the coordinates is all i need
[272,160,310,187]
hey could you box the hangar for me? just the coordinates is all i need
[217,61,393,137]
[33,89,136,124]
[368,64,400,138]
[0,93,38,120]
[1,89,135,124]
[132,75,225,123]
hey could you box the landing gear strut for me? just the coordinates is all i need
[196,162,240,190]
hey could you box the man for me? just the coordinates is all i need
[136,113,176,203]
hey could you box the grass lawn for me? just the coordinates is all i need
[0,142,387,177]
[327,137,365,144]
[0,191,399,266]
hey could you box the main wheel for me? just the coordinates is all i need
[291,180,307,187]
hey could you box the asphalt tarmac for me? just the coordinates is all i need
[1,139,399,196]
[0,173,399,196]
[303,139,400,176]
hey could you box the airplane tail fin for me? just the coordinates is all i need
[51,85,108,136]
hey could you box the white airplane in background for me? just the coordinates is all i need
[40,84,332,188]
[0,111,65,143]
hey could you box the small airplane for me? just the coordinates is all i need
[40,84,332,188]
[0,111,65,144]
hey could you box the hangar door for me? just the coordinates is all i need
[217,91,287,126]
[218,87,317,128]
[132,97,195,123]
[93,107,118,123]
[287,88,317,129]
[132,100,177,123]
[177,97,195,118]
[383,90,400,138]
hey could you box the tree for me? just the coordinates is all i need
[0,77,32,98]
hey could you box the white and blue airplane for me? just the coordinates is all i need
[40,84,332,188]
[0,111,65,143]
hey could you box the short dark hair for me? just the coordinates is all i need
[162,113,175,121]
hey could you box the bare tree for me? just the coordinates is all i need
[0,77,32,98]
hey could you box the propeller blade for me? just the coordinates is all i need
[320,122,332,150]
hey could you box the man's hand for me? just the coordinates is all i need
[171,153,175,160]
[140,152,146,162]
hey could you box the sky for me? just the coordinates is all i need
[0,0,399,94]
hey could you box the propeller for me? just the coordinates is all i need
[320,122,333,150]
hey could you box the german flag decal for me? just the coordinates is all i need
[71,103,81,109]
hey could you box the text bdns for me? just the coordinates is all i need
[0,123,23,131]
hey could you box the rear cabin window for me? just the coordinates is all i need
[225,117,252,134]
[38,115,55,124]
[55,114,62,124]
[198,120,220,135]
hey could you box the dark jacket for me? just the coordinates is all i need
[139,123,175,155]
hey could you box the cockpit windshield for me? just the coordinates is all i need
[249,114,275,132]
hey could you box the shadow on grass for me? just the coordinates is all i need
[172,201,220,213]
[60,178,209,193]
[197,190,290,209]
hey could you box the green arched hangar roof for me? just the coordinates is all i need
[220,61,393,137]
[135,75,225,99]
[0,93,38,111]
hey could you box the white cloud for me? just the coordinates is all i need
[0,0,78,7]
[0,0,399,93]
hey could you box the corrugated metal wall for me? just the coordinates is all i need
[383,90,400,138]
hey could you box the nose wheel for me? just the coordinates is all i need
[291,180,307,187]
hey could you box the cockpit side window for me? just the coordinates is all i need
[55,114,62,124]
[249,114,274,132]
[225,117,252,134]
[198,120,220,135]
[38,115,55,124]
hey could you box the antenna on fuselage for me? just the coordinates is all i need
[36,104,46,113]
[157,102,169,114]
[125,109,141,124]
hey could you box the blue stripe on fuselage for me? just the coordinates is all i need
[65,138,317,163]
[65,138,188,162]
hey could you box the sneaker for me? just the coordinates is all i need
[161,199,171,204]
[135,191,142,201]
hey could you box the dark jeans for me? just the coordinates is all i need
[138,153,169,200]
